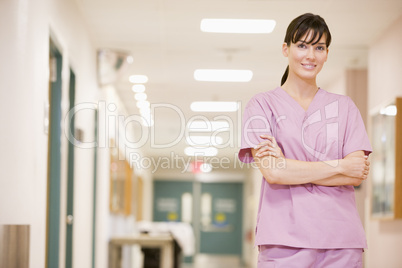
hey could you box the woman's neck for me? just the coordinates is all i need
[281,74,319,99]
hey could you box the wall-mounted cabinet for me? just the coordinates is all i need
[371,98,402,219]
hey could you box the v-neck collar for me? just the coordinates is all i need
[276,87,322,114]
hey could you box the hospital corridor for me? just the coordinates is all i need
[1,0,402,267]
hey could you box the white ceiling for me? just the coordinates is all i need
[76,0,402,173]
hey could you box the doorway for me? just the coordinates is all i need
[65,69,76,268]
[46,39,63,268]
[153,180,243,263]
[199,182,243,255]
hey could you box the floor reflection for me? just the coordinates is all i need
[182,254,247,268]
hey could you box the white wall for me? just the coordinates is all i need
[0,0,133,267]
[0,1,49,267]
[365,14,402,268]
[323,71,347,95]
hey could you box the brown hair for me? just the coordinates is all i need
[281,13,332,86]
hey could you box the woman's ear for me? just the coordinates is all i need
[282,43,289,57]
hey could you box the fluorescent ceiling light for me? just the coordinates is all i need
[129,75,148,83]
[135,93,147,101]
[132,84,145,93]
[190,101,239,112]
[185,147,218,157]
[200,19,276,34]
[186,136,223,146]
[141,112,152,120]
[140,106,151,114]
[187,120,230,132]
[140,108,151,117]
[136,100,150,109]
[200,163,212,173]
[141,110,154,127]
[194,69,253,82]
[142,117,154,127]
[380,105,397,116]
[126,56,134,64]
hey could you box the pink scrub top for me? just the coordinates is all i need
[239,87,372,249]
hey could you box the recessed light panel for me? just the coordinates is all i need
[136,100,150,109]
[132,84,145,93]
[129,75,148,83]
[200,163,212,173]
[135,93,147,101]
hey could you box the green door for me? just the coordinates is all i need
[46,40,63,268]
[199,182,243,255]
[92,110,98,268]
[153,180,193,222]
[65,69,76,268]
[152,180,243,258]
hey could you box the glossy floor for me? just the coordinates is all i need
[182,254,247,268]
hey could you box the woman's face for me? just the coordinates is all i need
[282,31,329,82]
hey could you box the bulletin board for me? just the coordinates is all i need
[109,139,133,215]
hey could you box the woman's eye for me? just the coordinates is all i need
[298,44,307,49]
[316,46,325,51]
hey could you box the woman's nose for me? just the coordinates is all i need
[306,47,316,60]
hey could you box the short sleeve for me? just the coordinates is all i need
[238,96,273,163]
[342,97,372,157]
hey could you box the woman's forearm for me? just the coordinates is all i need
[252,149,368,186]
[252,148,343,185]
[313,174,364,187]
[310,151,369,186]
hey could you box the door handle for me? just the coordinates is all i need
[66,215,74,225]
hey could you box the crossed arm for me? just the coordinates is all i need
[251,135,370,187]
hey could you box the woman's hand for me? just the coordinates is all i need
[254,135,284,158]
[339,152,370,180]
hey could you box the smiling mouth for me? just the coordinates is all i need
[301,63,316,69]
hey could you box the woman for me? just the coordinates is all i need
[239,13,371,267]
